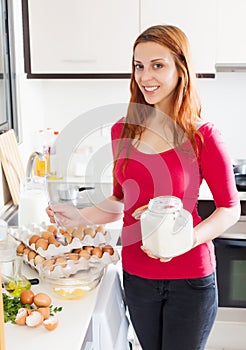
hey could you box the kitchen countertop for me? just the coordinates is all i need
[4,263,100,350]
[4,259,123,350]
[199,180,246,201]
[3,220,123,350]
[60,177,246,201]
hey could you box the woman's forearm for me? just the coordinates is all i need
[78,195,124,225]
[194,203,241,246]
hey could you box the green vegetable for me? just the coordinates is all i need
[2,292,32,324]
[49,304,63,316]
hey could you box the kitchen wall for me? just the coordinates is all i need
[13,0,246,170]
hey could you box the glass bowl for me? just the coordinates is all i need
[39,253,105,300]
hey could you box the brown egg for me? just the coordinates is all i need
[15,308,30,325]
[48,235,60,247]
[29,234,41,245]
[20,290,35,305]
[43,316,58,331]
[102,245,114,255]
[35,238,49,251]
[66,227,75,235]
[41,231,53,240]
[72,248,82,254]
[84,227,96,238]
[72,227,85,240]
[78,225,87,232]
[79,249,91,260]
[28,250,37,261]
[34,254,45,266]
[95,225,105,234]
[37,307,50,320]
[83,246,94,255]
[15,308,33,326]
[47,225,57,234]
[26,311,44,327]
[42,259,56,271]
[91,247,103,258]
[63,232,72,244]
[65,252,79,262]
[16,242,26,255]
[33,292,52,307]
[55,256,67,268]
[23,247,31,255]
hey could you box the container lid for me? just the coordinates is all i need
[148,196,182,214]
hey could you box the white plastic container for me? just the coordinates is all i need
[140,196,193,258]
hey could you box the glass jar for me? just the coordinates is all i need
[0,238,16,277]
[2,255,31,297]
[18,176,50,226]
[140,196,193,258]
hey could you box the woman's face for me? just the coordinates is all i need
[134,41,179,113]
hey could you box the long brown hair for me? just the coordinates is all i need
[120,25,202,148]
[114,25,203,176]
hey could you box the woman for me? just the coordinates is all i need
[47,25,240,350]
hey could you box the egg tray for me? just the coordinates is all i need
[22,246,119,278]
[8,223,112,259]
[37,251,120,279]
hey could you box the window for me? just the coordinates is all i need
[0,0,19,141]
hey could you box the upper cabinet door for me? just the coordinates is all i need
[216,0,246,65]
[24,0,139,76]
[140,0,217,74]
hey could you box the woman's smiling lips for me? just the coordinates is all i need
[143,85,160,93]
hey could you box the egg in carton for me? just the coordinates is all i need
[16,241,45,271]
[39,254,92,279]
[71,225,112,246]
[9,224,83,259]
[32,224,113,258]
[16,239,119,277]
[38,246,119,280]
[9,223,113,255]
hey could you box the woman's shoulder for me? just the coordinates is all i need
[197,121,221,139]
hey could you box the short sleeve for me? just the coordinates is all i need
[199,123,239,208]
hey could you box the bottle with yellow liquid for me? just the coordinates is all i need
[3,256,31,297]
[35,154,48,177]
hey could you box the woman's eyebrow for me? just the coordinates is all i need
[134,58,165,63]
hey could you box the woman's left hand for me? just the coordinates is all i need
[141,245,172,263]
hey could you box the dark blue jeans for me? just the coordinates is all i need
[123,270,218,350]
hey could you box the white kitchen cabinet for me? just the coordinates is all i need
[24,0,139,75]
[216,0,246,66]
[140,0,217,74]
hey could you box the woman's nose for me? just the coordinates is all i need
[141,68,153,82]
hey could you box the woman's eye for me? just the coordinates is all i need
[134,64,144,70]
[153,63,163,69]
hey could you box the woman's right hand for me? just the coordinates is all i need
[46,203,84,227]
[141,245,172,263]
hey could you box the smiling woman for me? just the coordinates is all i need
[0,0,19,140]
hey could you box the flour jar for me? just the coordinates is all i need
[140,196,193,258]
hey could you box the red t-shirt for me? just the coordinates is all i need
[111,118,239,279]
